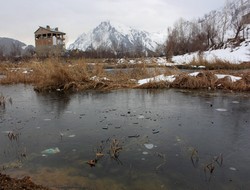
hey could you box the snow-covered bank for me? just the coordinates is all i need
[172,40,250,65]
[116,40,250,66]
[153,40,250,66]
[138,72,242,86]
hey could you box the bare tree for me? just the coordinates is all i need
[0,46,4,60]
[10,42,21,58]
[165,18,208,58]
[219,2,231,43]
[229,0,246,39]
[200,11,219,47]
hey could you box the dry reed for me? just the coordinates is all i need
[1,58,249,92]
[171,71,217,90]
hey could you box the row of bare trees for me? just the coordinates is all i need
[0,43,21,60]
[165,0,250,60]
[0,43,35,61]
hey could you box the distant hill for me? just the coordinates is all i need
[0,37,34,57]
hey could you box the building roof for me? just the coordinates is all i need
[34,26,66,35]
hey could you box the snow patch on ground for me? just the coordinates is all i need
[215,74,242,82]
[138,74,176,85]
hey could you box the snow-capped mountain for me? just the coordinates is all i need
[68,21,167,55]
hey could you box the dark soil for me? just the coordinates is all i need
[0,173,50,190]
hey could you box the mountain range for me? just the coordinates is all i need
[68,21,167,56]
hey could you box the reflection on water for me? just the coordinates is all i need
[0,85,250,190]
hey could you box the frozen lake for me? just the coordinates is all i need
[0,85,250,190]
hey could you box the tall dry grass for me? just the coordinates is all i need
[0,59,156,92]
[170,71,250,91]
[171,71,217,89]
[1,58,249,92]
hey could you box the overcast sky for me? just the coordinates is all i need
[0,0,226,46]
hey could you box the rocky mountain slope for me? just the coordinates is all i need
[68,21,167,55]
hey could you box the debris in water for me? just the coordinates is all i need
[96,152,104,159]
[128,134,140,138]
[142,151,149,155]
[68,134,76,138]
[155,152,166,171]
[229,167,237,171]
[152,130,159,134]
[8,131,19,141]
[87,159,97,167]
[144,144,154,149]
[110,139,122,160]
[232,101,239,104]
[213,153,223,166]
[190,148,199,167]
[176,136,181,142]
[41,147,60,155]
[65,111,73,114]
[60,132,64,139]
[86,138,123,168]
[204,162,215,174]
[216,108,227,112]
[138,115,145,119]
[43,118,51,121]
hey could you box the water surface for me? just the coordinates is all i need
[0,85,250,190]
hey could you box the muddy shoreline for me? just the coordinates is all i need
[0,173,50,190]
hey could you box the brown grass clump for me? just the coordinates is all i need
[33,59,145,92]
[1,58,250,92]
[33,60,90,91]
[170,71,250,91]
[171,71,217,90]
[215,76,249,91]
[127,63,150,80]
[242,71,250,85]
[0,59,146,92]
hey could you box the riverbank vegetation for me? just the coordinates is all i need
[0,58,249,92]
